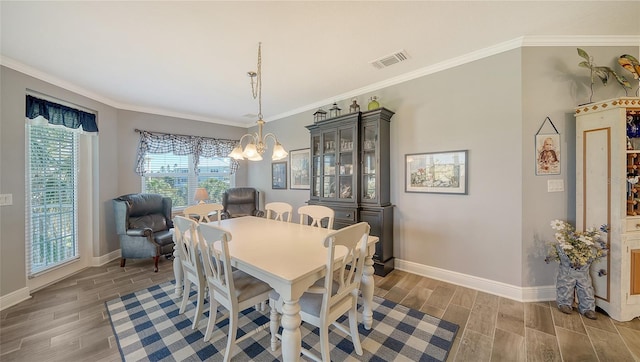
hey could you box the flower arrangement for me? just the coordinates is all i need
[545,220,608,269]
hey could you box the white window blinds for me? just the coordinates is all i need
[26,123,79,277]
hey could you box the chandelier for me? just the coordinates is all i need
[229,43,288,161]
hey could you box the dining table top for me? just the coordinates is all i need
[212,216,378,284]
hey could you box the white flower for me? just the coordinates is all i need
[554,233,564,243]
[562,244,574,250]
[579,235,594,246]
[550,219,565,230]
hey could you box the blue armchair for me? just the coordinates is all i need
[113,193,175,272]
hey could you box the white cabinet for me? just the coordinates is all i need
[575,97,640,321]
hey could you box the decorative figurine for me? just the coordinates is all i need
[349,99,360,113]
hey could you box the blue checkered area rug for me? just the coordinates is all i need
[106,281,458,361]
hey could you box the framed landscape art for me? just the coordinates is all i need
[405,150,468,194]
[289,148,310,190]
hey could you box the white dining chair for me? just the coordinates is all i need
[269,222,370,362]
[197,222,272,362]
[173,215,206,330]
[184,203,224,223]
[265,202,293,222]
[298,205,334,229]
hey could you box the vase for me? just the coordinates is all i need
[555,248,595,314]
[367,96,380,110]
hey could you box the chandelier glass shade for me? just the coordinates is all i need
[229,43,288,162]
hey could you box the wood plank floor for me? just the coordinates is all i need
[1,258,639,361]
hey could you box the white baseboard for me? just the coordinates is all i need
[0,287,31,311]
[395,259,557,302]
[92,249,121,266]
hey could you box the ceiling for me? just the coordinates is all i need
[1,1,639,127]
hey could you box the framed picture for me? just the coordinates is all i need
[272,161,287,189]
[535,133,560,175]
[405,150,468,194]
[289,148,310,190]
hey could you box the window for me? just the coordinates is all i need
[26,123,78,276]
[142,153,233,207]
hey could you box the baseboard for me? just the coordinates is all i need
[92,249,121,266]
[395,259,556,302]
[0,287,31,311]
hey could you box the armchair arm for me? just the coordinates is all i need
[254,210,265,218]
[125,227,153,238]
[221,211,231,220]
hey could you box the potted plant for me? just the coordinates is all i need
[577,48,631,104]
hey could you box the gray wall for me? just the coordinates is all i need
[1,44,637,300]
[249,45,638,289]
[0,66,246,297]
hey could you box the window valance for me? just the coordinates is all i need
[26,95,98,133]
[135,129,239,175]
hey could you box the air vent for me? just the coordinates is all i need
[370,50,410,69]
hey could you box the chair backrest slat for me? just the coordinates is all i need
[184,203,224,223]
[321,222,369,313]
[197,222,234,301]
[173,215,202,274]
[265,202,293,222]
[298,205,334,229]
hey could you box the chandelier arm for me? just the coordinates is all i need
[262,132,280,146]
[237,133,258,146]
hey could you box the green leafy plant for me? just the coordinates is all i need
[619,54,640,96]
[577,48,631,103]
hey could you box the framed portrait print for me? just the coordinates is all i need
[272,161,287,189]
[289,148,310,190]
[405,150,468,194]
[535,133,560,175]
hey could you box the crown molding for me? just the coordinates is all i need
[4,35,639,126]
[0,55,243,127]
[271,35,640,122]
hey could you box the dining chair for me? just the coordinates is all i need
[184,203,224,223]
[173,215,206,330]
[197,222,272,362]
[269,222,370,362]
[265,202,293,222]
[298,205,334,229]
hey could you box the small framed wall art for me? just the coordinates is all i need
[289,148,310,190]
[272,161,287,189]
[535,117,560,176]
[405,150,468,194]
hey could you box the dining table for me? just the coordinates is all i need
[172,216,379,362]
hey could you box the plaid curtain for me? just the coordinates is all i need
[135,130,239,175]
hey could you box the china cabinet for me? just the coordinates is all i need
[306,108,394,276]
[575,97,640,321]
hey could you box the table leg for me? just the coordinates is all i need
[361,253,375,330]
[173,243,183,298]
[280,299,302,362]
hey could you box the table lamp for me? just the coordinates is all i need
[194,188,209,204]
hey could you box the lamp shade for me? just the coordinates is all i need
[194,188,209,204]
[272,142,288,161]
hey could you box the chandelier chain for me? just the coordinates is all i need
[249,42,263,119]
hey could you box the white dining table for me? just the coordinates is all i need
[172,216,378,362]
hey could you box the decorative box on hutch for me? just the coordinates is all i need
[575,97,640,321]
[306,107,395,276]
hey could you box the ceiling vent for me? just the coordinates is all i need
[370,50,410,69]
